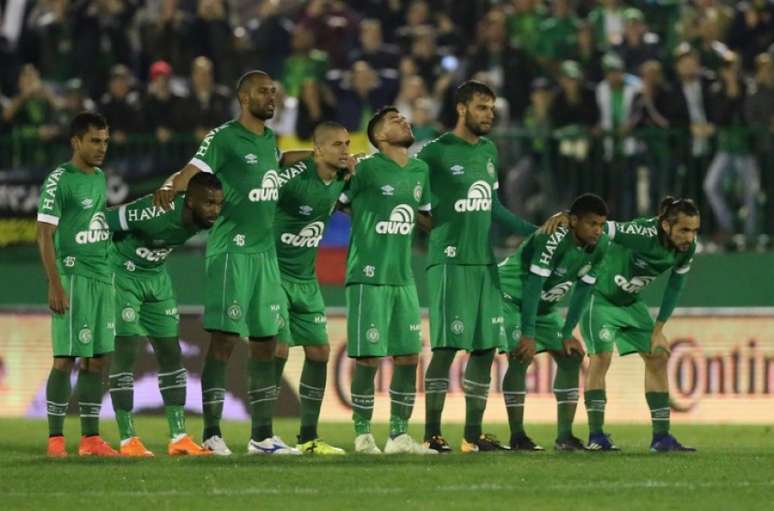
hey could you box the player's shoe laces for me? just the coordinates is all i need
[78,435,119,457]
[554,436,589,451]
[461,433,511,453]
[354,433,382,454]
[247,436,302,455]
[650,433,696,453]
[509,433,545,451]
[168,434,212,456]
[296,438,346,455]
[422,435,452,453]
[120,436,154,457]
[586,432,620,451]
[384,433,438,454]
[47,435,67,458]
[202,435,232,456]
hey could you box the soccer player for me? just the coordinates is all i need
[106,172,224,456]
[338,107,435,454]
[154,70,309,455]
[417,81,540,453]
[580,197,700,452]
[499,194,609,451]
[272,122,352,455]
[37,112,117,457]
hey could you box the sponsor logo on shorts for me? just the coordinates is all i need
[413,183,423,202]
[599,327,614,341]
[227,303,242,320]
[491,316,504,324]
[248,170,280,202]
[107,321,115,331]
[280,221,325,247]
[75,212,110,244]
[366,326,380,343]
[63,256,76,268]
[375,204,415,235]
[409,323,421,332]
[314,315,326,324]
[614,275,657,294]
[270,304,280,312]
[124,260,136,272]
[121,307,137,322]
[451,319,464,335]
[454,181,492,212]
[165,308,178,317]
[540,281,573,303]
[78,327,93,344]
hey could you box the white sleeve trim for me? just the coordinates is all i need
[581,274,597,285]
[606,221,616,239]
[118,205,129,231]
[529,264,552,277]
[493,181,499,190]
[675,265,691,274]
[338,193,351,204]
[190,157,214,174]
[418,203,431,212]
[37,213,59,226]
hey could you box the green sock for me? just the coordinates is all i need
[424,349,455,440]
[150,337,187,438]
[646,392,670,435]
[351,363,377,435]
[248,358,276,441]
[46,367,71,437]
[298,359,327,443]
[462,349,494,442]
[553,354,581,441]
[585,389,607,435]
[109,336,139,440]
[503,356,528,438]
[201,356,227,440]
[389,364,417,439]
[76,370,103,437]
[273,356,288,416]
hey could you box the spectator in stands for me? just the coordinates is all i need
[614,8,662,76]
[136,0,197,79]
[248,0,293,79]
[100,64,144,145]
[704,52,760,244]
[726,1,774,72]
[588,0,626,49]
[281,26,329,99]
[20,0,76,85]
[572,21,604,83]
[296,79,336,141]
[331,60,395,134]
[144,60,186,144]
[193,0,237,84]
[409,27,443,91]
[535,0,580,73]
[180,56,231,141]
[348,19,400,72]
[745,53,774,237]
[298,0,360,69]
[506,0,547,58]
[395,0,432,51]
[53,78,96,141]
[691,13,731,74]
[395,75,433,123]
[408,97,441,152]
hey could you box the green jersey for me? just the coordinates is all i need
[340,153,431,286]
[417,132,500,266]
[189,120,280,256]
[274,158,347,282]
[106,194,201,274]
[37,162,111,283]
[595,217,695,306]
[499,227,609,315]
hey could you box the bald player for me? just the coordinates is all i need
[154,70,311,455]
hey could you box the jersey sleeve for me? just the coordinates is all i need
[527,231,563,278]
[37,169,65,226]
[339,162,365,205]
[189,129,222,174]
[111,194,170,233]
[605,219,656,251]
[418,167,431,212]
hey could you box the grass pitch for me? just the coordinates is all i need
[1,418,772,511]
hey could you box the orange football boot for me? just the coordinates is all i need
[120,436,154,457]
[78,435,119,457]
[47,436,68,458]
[168,434,212,456]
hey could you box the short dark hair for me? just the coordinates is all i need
[454,80,496,107]
[366,106,399,148]
[313,121,347,143]
[69,111,107,140]
[659,196,699,223]
[236,70,270,94]
[569,193,608,218]
[188,171,223,192]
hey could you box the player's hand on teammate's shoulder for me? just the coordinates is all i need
[539,211,570,235]
[562,337,585,357]
[153,186,177,209]
[48,280,69,314]
[514,336,537,364]
[343,153,365,181]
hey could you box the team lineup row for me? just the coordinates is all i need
[37,72,699,458]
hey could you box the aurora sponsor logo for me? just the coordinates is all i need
[454,180,492,212]
[135,246,173,263]
[375,204,415,235]
[75,212,110,244]
[540,281,574,302]
[614,274,657,294]
[280,221,325,247]
[248,170,280,202]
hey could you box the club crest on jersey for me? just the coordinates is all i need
[75,212,110,244]
[450,164,464,175]
[299,205,313,216]
[486,159,496,178]
[249,170,280,201]
[413,183,423,202]
[280,221,325,247]
[81,198,94,209]
[376,204,415,235]
[454,180,492,212]
[541,281,573,302]
[244,153,258,165]
[381,185,394,196]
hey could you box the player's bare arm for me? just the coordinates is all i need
[153,163,201,208]
[36,221,68,313]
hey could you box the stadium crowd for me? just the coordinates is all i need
[1,0,774,247]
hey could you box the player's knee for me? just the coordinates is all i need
[82,355,107,372]
[643,353,668,372]
[555,352,582,370]
[275,342,290,360]
[394,354,419,365]
[248,337,276,360]
[209,332,238,360]
[52,357,75,372]
[305,345,329,362]
[356,357,380,368]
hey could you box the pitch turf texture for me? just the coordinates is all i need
[2,418,771,511]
